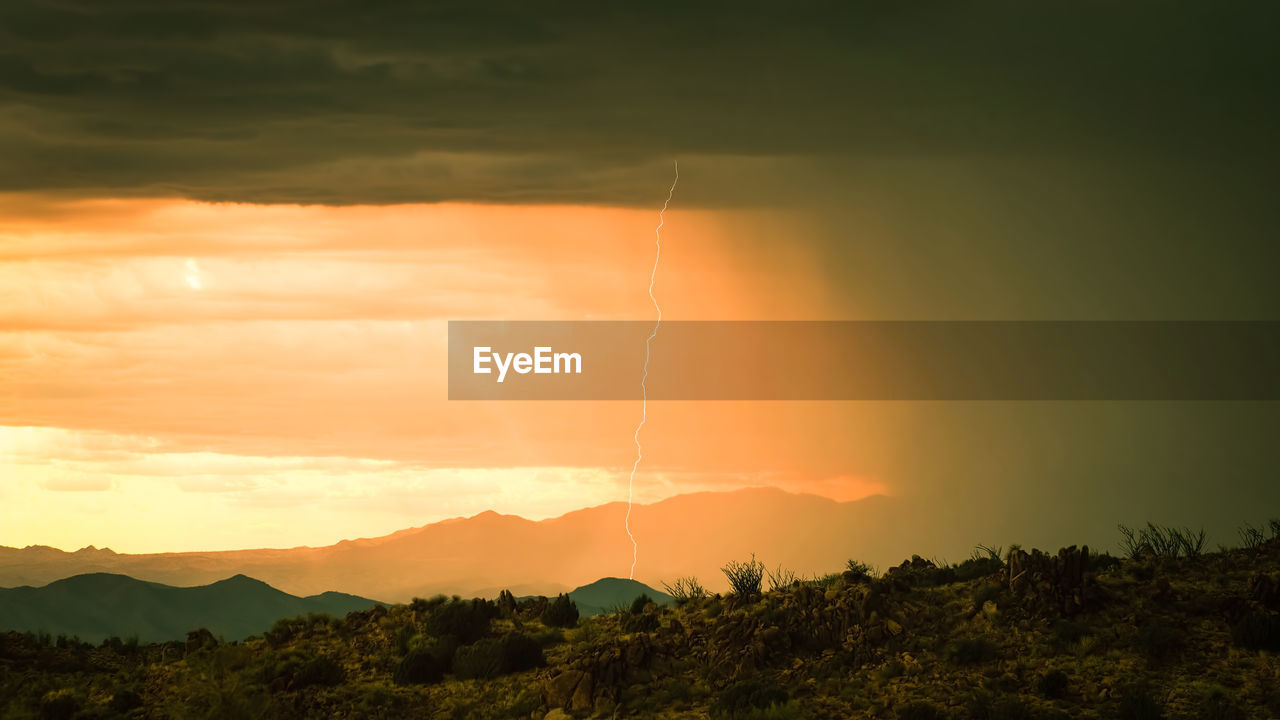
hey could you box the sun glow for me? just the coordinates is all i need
[185,259,203,290]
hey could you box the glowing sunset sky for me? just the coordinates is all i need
[1,196,893,551]
[2,1,1278,557]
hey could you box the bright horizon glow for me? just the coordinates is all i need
[0,194,873,556]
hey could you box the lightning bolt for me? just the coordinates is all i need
[626,159,678,580]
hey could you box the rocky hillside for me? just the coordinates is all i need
[2,523,1279,719]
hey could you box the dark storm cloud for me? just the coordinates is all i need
[0,0,1276,204]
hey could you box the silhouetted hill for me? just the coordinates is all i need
[0,488,899,602]
[0,573,380,643]
[557,577,673,616]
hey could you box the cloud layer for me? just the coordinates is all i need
[1,0,1276,204]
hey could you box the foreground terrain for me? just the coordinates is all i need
[2,523,1279,719]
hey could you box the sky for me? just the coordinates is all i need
[2,1,1279,556]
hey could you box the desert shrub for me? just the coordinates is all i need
[1177,527,1207,557]
[948,637,1000,665]
[38,690,79,720]
[952,557,1003,582]
[723,555,766,598]
[623,612,661,633]
[263,619,299,648]
[1092,551,1123,572]
[357,686,404,715]
[394,648,447,685]
[966,692,1047,720]
[631,593,654,614]
[1108,685,1166,720]
[663,576,708,603]
[452,634,545,679]
[887,556,956,588]
[409,594,448,614]
[293,656,344,688]
[393,625,417,654]
[711,678,789,719]
[988,671,1025,694]
[1137,617,1182,661]
[53,635,89,650]
[262,651,344,690]
[766,564,799,591]
[527,625,564,647]
[426,598,496,644]
[805,572,845,590]
[705,598,724,618]
[99,635,140,656]
[107,689,143,714]
[716,704,803,720]
[1239,524,1267,551]
[1231,611,1280,651]
[1125,562,1156,582]
[844,559,876,583]
[1118,524,1147,559]
[541,593,580,628]
[896,701,945,720]
[503,688,544,717]
[1196,685,1246,720]
[876,659,905,680]
[453,638,504,679]
[953,545,1005,582]
[967,696,1043,720]
[1037,669,1070,699]
[971,584,1001,615]
[570,617,607,644]
[647,675,696,708]
[263,613,340,647]
[499,634,546,672]
[1118,523,1206,560]
[931,565,958,586]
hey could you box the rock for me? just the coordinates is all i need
[1006,545,1090,616]
[518,595,550,620]
[497,589,518,618]
[544,670,588,709]
[623,635,650,666]
[571,673,594,711]
[543,710,570,720]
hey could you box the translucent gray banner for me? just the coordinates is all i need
[447,321,1280,400]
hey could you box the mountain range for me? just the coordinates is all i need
[0,573,671,642]
[0,488,900,602]
[0,573,380,643]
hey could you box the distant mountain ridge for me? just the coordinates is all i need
[0,573,381,643]
[0,488,899,602]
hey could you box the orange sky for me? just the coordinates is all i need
[1,195,888,553]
